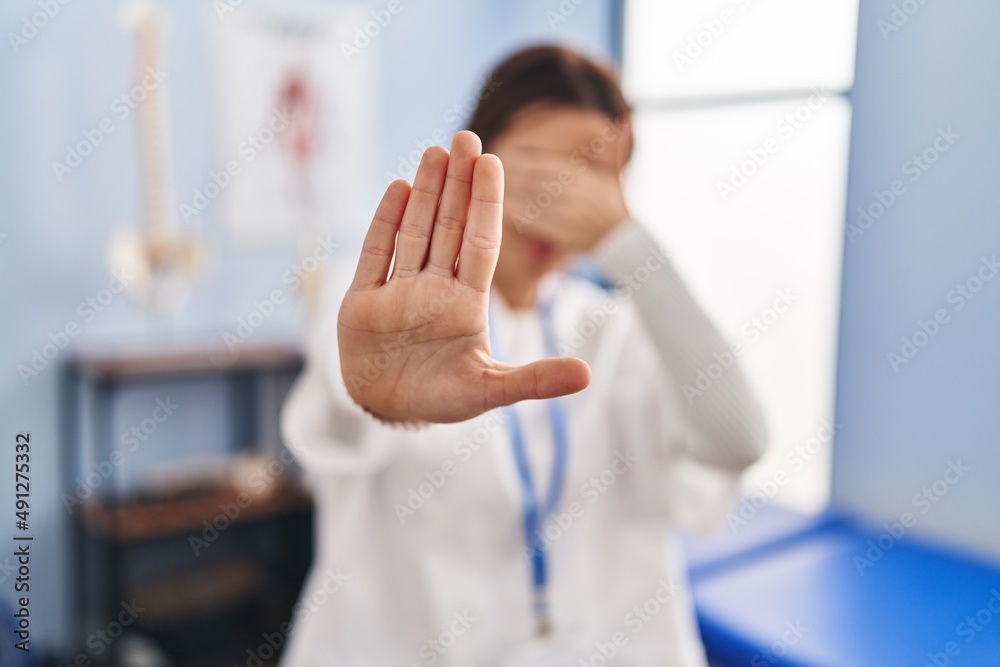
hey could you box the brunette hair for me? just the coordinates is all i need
[466,45,632,155]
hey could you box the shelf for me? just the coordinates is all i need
[73,339,303,381]
[128,556,266,623]
[78,483,312,543]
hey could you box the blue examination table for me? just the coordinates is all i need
[684,507,1000,666]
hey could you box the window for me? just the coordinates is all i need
[622,0,860,513]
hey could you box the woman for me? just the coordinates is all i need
[280,46,767,666]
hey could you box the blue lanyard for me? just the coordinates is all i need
[488,295,569,637]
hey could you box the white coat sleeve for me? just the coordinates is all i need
[592,221,769,471]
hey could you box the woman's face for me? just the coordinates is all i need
[489,105,631,281]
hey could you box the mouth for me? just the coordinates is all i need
[521,236,558,262]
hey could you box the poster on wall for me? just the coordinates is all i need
[210,4,374,246]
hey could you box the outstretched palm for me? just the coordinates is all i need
[338,131,591,423]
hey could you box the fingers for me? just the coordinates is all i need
[378,134,501,288]
[426,131,481,275]
[392,146,449,278]
[456,153,504,291]
[485,357,591,409]
[351,179,412,290]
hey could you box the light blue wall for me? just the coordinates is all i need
[833,0,1000,560]
[0,0,617,653]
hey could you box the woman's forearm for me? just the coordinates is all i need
[592,222,768,470]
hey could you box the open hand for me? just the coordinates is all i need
[338,131,592,423]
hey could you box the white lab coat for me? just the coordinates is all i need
[279,222,767,666]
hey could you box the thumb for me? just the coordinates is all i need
[486,357,591,410]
